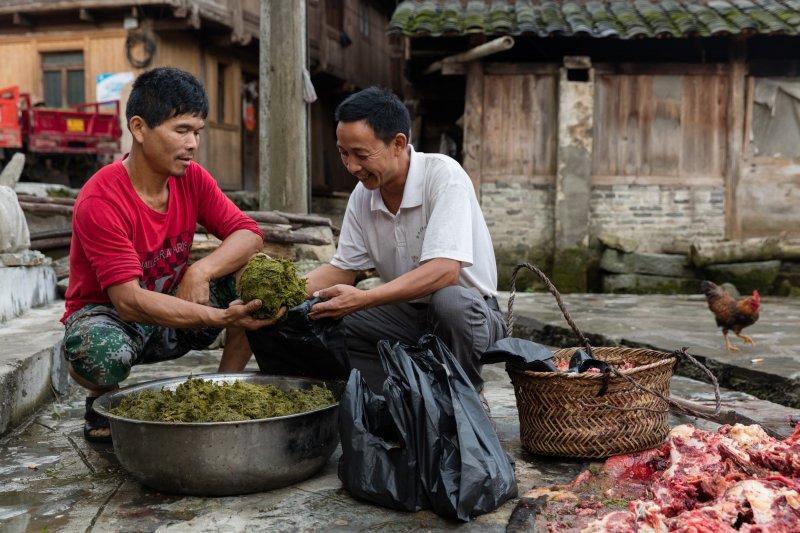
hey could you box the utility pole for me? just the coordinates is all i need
[259,0,308,213]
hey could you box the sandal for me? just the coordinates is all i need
[83,396,112,444]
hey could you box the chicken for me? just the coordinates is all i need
[700,280,760,352]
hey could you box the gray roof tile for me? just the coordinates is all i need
[388,0,800,38]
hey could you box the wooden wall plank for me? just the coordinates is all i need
[462,61,484,198]
[0,41,38,98]
[480,72,557,181]
[649,75,682,176]
[593,72,728,182]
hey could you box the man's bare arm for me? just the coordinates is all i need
[309,258,460,320]
[108,280,280,330]
[303,263,358,297]
[176,229,263,304]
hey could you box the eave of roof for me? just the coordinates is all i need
[388,0,800,39]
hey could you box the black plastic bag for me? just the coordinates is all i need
[481,337,559,372]
[482,339,610,374]
[339,334,518,521]
[337,369,429,512]
[247,298,350,380]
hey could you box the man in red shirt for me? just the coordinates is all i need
[62,67,279,442]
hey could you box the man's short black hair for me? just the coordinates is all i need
[126,67,209,128]
[335,86,410,144]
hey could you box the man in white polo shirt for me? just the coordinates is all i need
[251,86,506,394]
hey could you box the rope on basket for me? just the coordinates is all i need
[601,347,721,417]
[507,262,722,417]
[508,263,594,358]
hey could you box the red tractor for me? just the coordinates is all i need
[0,85,122,187]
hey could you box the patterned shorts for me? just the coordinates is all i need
[62,276,238,387]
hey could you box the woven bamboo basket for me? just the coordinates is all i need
[506,263,679,459]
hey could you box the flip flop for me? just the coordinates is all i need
[83,396,112,444]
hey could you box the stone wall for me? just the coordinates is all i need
[589,185,726,253]
[481,182,554,289]
[481,182,554,248]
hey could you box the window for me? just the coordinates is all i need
[42,51,85,107]
[217,62,228,123]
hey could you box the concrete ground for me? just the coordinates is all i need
[1,292,799,532]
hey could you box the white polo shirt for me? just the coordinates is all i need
[331,146,498,298]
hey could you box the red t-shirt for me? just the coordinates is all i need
[62,159,261,322]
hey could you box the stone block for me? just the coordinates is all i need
[601,250,692,278]
[0,265,57,323]
[294,226,336,262]
[52,256,70,280]
[57,277,69,298]
[633,253,692,277]
[597,232,639,253]
[703,261,782,294]
[0,304,67,436]
[600,249,634,274]
[294,259,325,277]
[603,273,700,294]
[0,250,49,267]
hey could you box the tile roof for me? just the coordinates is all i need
[388,0,800,38]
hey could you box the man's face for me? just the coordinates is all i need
[140,113,204,177]
[336,120,402,190]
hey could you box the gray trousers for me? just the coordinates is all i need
[344,285,507,393]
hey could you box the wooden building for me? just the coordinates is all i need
[389,0,800,291]
[0,0,401,193]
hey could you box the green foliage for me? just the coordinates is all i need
[239,253,307,320]
[110,378,336,422]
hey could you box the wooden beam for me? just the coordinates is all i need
[484,63,560,75]
[593,62,729,76]
[30,236,72,251]
[231,0,248,45]
[13,13,33,27]
[424,36,514,75]
[18,202,73,216]
[78,8,95,22]
[152,19,196,31]
[172,4,200,30]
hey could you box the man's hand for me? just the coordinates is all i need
[223,299,287,330]
[176,263,211,305]
[309,285,369,320]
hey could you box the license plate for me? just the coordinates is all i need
[67,118,85,132]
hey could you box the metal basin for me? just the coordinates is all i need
[93,373,342,496]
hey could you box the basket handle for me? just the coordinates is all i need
[507,263,594,358]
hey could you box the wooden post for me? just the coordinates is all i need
[725,39,747,240]
[258,0,271,211]
[259,0,308,213]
